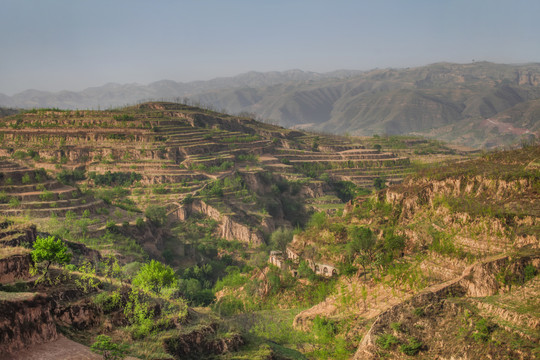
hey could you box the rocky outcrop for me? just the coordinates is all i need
[54,300,101,330]
[0,293,58,354]
[163,324,244,359]
[0,224,37,247]
[174,199,265,245]
[0,253,32,283]
[383,176,534,220]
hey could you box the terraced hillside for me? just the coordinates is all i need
[206,145,539,359]
[0,102,536,359]
[0,102,490,359]
[0,102,444,241]
[0,160,102,218]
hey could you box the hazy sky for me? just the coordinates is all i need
[1,0,539,95]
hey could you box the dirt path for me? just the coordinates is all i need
[8,336,101,360]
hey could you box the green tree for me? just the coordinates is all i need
[144,205,167,226]
[269,227,294,253]
[297,260,316,280]
[347,225,377,278]
[90,335,127,360]
[132,260,176,294]
[373,177,386,190]
[308,211,327,229]
[31,235,72,278]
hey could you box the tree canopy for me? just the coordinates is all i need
[31,235,72,276]
[132,260,176,294]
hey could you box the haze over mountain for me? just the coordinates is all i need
[2,62,540,148]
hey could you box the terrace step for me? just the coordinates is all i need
[0,199,104,218]
[8,186,79,202]
[0,180,64,192]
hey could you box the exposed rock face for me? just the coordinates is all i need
[0,253,32,283]
[0,294,58,354]
[293,297,339,331]
[175,200,265,245]
[54,300,101,330]
[384,176,534,221]
[517,70,540,86]
[0,224,37,247]
[163,324,244,359]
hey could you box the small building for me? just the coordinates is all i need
[313,262,338,277]
[269,250,285,269]
[286,247,300,263]
[276,246,339,277]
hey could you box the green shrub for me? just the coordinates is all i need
[182,194,194,205]
[308,211,327,229]
[57,168,86,184]
[523,264,538,282]
[135,217,145,228]
[269,227,294,253]
[373,177,386,190]
[91,334,127,360]
[312,316,337,343]
[413,307,425,317]
[376,333,399,349]
[21,173,31,184]
[8,197,20,207]
[113,114,134,121]
[400,337,423,355]
[89,171,141,186]
[106,220,119,234]
[213,271,247,292]
[93,291,122,313]
[133,260,176,294]
[152,185,168,194]
[12,150,28,159]
[144,205,167,227]
[39,190,54,201]
[213,295,244,316]
[472,319,491,343]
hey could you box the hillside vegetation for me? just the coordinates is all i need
[0,103,537,359]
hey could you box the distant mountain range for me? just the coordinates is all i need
[2,62,540,148]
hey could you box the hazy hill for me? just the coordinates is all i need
[192,62,540,148]
[0,69,362,110]
[2,62,540,147]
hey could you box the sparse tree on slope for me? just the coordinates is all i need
[132,260,176,294]
[31,235,72,279]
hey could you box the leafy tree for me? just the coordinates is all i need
[269,227,294,253]
[347,226,377,278]
[144,205,167,226]
[308,211,327,229]
[91,334,127,360]
[297,260,316,280]
[384,231,405,257]
[177,278,215,306]
[373,177,386,190]
[75,261,101,293]
[31,235,72,278]
[133,260,176,294]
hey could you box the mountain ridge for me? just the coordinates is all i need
[2,62,540,148]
